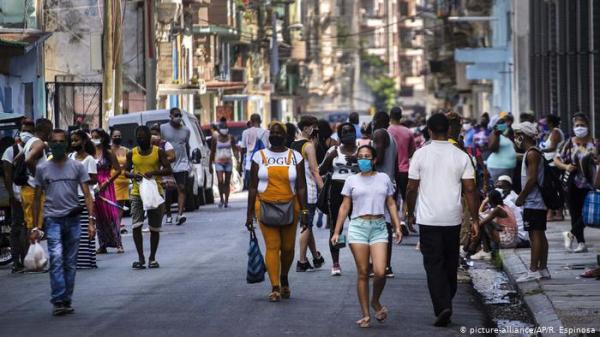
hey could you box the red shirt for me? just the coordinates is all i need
[388,124,415,173]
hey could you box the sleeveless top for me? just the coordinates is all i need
[215,137,234,164]
[290,139,318,204]
[374,130,397,183]
[131,146,162,196]
[24,136,47,187]
[540,128,565,163]
[496,205,518,248]
[521,148,546,210]
[487,135,517,169]
[329,146,359,181]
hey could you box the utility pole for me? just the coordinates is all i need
[144,0,157,110]
[113,0,123,115]
[102,0,114,121]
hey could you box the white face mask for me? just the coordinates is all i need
[462,123,472,131]
[573,126,588,138]
[92,139,101,146]
[219,128,229,135]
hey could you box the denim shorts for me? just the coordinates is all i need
[348,217,388,245]
[215,162,233,172]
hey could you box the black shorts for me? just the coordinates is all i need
[173,171,188,186]
[523,209,547,231]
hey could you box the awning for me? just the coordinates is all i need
[157,83,206,96]
[222,94,249,102]
[206,80,246,91]
[0,31,51,57]
[0,112,24,122]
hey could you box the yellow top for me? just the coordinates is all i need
[113,150,130,201]
[131,146,162,196]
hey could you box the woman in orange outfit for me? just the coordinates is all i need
[246,122,309,302]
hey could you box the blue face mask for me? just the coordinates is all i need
[358,159,373,173]
[496,123,507,133]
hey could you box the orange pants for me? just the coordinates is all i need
[256,201,299,287]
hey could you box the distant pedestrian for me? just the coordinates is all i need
[110,129,130,233]
[240,114,269,190]
[245,122,308,302]
[331,145,403,328]
[514,122,550,282]
[31,128,96,316]
[487,117,517,183]
[320,123,359,276]
[291,116,325,272]
[554,113,595,253]
[348,112,363,139]
[126,126,172,269]
[91,129,123,254]
[406,113,479,327]
[539,115,564,222]
[210,118,238,208]
[160,107,190,226]
[388,107,416,204]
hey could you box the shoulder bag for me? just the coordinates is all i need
[259,150,297,227]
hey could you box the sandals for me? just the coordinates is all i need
[374,306,389,323]
[132,261,146,269]
[148,260,160,269]
[580,268,600,278]
[355,317,371,328]
[281,286,291,299]
[268,290,281,302]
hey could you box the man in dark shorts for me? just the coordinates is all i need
[514,122,549,282]
[161,108,191,226]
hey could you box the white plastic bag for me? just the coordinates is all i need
[24,242,48,271]
[139,178,164,210]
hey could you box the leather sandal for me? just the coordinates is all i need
[281,286,291,299]
[355,317,371,328]
[374,306,388,323]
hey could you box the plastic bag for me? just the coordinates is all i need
[24,242,48,271]
[139,178,164,210]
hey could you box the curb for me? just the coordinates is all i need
[500,249,567,337]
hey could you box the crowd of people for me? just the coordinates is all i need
[2,108,190,315]
[239,108,600,328]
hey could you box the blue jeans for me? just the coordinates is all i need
[46,216,81,304]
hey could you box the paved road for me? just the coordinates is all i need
[1,193,490,337]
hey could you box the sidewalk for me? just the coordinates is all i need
[501,221,600,336]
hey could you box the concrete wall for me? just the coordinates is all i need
[0,45,44,119]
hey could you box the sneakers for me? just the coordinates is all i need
[296,261,314,272]
[52,303,68,316]
[539,268,551,280]
[175,214,186,226]
[573,242,588,253]
[563,231,575,251]
[470,250,492,261]
[385,267,395,278]
[331,263,342,276]
[516,270,541,283]
[312,252,325,269]
[165,216,173,225]
[459,245,468,259]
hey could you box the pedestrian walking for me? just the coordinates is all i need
[291,116,325,272]
[160,107,190,226]
[91,129,123,254]
[514,121,550,282]
[554,113,596,253]
[320,123,359,276]
[150,124,177,225]
[210,118,239,208]
[315,119,338,228]
[388,107,416,205]
[126,126,172,269]
[2,119,34,273]
[372,111,398,277]
[240,114,269,190]
[405,113,479,327]
[68,129,98,269]
[110,129,130,233]
[31,129,96,316]
[330,144,403,328]
[245,122,309,302]
[487,117,517,183]
[540,115,565,222]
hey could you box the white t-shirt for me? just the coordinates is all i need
[242,127,269,170]
[252,149,303,194]
[341,172,395,219]
[408,141,475,226]
[2,144,23,199]
[498,189,528,241]
[68,153,97,196]
[24,137,47,187]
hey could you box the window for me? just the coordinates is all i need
[399,1,409,16]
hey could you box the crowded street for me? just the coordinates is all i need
[1,193,489,337]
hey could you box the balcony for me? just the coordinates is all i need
[192,25,239,38]
[0,0,39,30]
[158,0,182,24]
[400,48,424,57]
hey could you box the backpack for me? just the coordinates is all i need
[12,144,29,186]
[249,130,266,165]
[526,148,565,210]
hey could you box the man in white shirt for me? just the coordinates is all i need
[406,113,479,327]
[240,114,268,189]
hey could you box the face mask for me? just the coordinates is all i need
[341,133,357,145]
[268,135,285,147]
[573,126,588,138]
[92,139,101,146]
[496,124,507,133]
[357,159,373,173]
[219,128,229,135]
[112,138,122,146]
[462,123,472,131]
[50,142,68,159]
[151,135,161,145]
[19,131,34,144]
[137,137,151,150]
[172,117,182,125]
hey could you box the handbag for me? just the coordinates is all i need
[334,233,347,249]
[246,229,266,284]
[582,190,600,228]
[316,173,331,215]
[259,200,295,226]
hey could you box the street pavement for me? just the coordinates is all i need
[1,192,490,337]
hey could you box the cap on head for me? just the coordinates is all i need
[497,175,512,185]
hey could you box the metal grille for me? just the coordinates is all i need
[45,82,103,130]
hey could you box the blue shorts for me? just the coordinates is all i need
[215,162,233,172]
[348,217,388,245]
